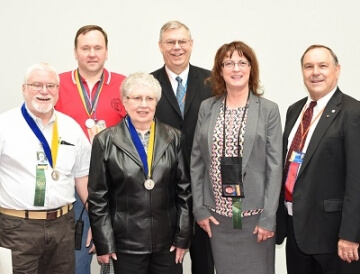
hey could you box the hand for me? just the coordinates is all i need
[97,252,117,264]
[170,246,187,263]
[338,239,359,263]
[85,227,96,254]
[197,216,219,238]
[253,225,274,243]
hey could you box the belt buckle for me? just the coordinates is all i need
[46,211,58,220]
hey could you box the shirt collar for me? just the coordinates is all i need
[305,86,337,110]
[165,64,190,85]
[24,103,56,127]
[71,68,111,85]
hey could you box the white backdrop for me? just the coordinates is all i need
[1,1,359,273]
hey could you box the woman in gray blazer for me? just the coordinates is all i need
[191,41,282,274]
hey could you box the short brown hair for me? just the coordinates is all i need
[206,41,262,97]
[74,25,108,48]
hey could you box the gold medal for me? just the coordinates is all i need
[144,179,155,190]
[85,118,95,129]
[51,170,59,181]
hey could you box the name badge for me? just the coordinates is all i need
[289,151,305,164]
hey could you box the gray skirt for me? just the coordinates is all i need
[209,212,275,274]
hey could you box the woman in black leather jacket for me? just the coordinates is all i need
[87,72,192,274]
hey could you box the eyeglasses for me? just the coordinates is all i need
[163,39,191,48]
[26,82,58,91]
[127,96,156,105]
[222,60,250,69]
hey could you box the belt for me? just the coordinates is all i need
[0,204,73,220]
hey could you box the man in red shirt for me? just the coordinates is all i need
[55,25,126,274]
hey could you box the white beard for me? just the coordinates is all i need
[31,99,53,114]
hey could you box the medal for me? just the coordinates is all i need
[144,179,155,190]
[51,170,59,181]
[85,118,95,129]
[96,120,106,131]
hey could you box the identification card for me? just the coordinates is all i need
[289,151,305,164]
[36,151,48,169]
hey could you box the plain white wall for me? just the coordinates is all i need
[1,1,359,273]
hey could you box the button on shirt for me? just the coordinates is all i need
[285,87,337,215]
[0,106,91,210]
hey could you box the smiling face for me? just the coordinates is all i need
[123,85,158,131]
[158,26,193,75]
[221,51,251,93]
[302,47,340,101]
[74,30,108,77]
[22,68,59,121]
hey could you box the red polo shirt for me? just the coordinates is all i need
[55,69,127,139]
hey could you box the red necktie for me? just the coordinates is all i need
[284,101,317,201]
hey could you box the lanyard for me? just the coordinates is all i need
[75,69,105,118]
[21,104,59,169]
[127,117,155,178]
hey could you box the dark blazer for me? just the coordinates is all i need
[88,118,192,256]
[276,88,360,254]
[151,64,212,171]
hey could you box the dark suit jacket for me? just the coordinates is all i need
[151,64,212,171]
[276,88,360,254]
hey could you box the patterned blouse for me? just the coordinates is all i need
[210,101,263,217]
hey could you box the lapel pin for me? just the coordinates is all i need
[326,115,330,118]
[331,110,335,113]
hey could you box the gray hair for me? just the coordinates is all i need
[301,44,339,66]
[24,62,60,84]
[121,72,162,102]
[159,20,192,42]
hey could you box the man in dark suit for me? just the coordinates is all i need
[151,20,214,274]
[276,44,360,274]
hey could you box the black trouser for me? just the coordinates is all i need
[113,249,182,274]
[189,222,214,274]
[286,215,360,274]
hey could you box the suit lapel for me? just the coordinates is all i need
[183,65,198,116]
[152,120,173,168]
[157,65,201,118]
[242,93,259,169]
[157,66,182,117]
[207,98,223,159]
[111,120,144,168]
[298,89,342,176]
[283,98,307,158]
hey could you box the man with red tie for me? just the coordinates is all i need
[276,45,360,273]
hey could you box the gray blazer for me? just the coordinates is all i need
[191,93,283,231]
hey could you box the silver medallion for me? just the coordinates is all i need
[144,179,155,190]
[85,118,95,129]
[51,170,59,181]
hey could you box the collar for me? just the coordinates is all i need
[306,86,337,111]
[24,103,56,127]
[71,68,111,85]
[165,64,190,86]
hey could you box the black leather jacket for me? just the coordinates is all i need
[88,118,192,256]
